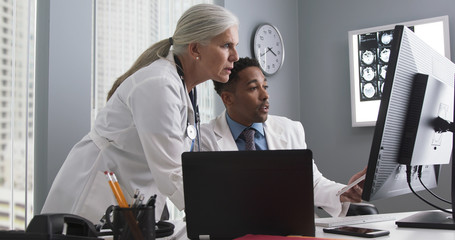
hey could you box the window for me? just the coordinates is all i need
[93,0,215,219]
[93,0,215,122]
[0,0,35,230]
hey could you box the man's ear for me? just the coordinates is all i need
[220,91,234,107]
[188,42,200,60]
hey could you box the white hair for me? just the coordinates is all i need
[107,4,238,100]
[171,3,239,55]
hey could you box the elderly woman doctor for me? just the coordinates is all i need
[41,4,239,223]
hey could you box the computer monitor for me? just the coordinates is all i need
[362,25,455,229]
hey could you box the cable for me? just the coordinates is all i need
[417,166,452,204]
[156,221,175,238]
[406,165,452,214]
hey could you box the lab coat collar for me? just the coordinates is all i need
[212,110,288,150]
[263,117,288,150]
[165,51,195,125]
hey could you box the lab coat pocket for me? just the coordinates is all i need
[76,171,117,223]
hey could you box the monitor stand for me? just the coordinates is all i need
[396,210,455,230]
[396,74,455,231]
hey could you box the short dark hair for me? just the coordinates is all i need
[213,57,260,95]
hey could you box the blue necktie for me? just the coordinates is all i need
[240,128,256,151]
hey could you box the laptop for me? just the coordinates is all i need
[182,149,315,239]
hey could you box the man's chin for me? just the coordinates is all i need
[259,114,268,123]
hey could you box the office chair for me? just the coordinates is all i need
[316,203,379,217]
[346,202,379,216]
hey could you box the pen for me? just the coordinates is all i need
[137,194,145,207]
[146,194,157,207]
[131,188,140,207]
[336,174,366,197]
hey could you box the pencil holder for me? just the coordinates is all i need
[105,205,156,240]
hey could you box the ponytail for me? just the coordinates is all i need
[106,39,172,101]
[106,4,238,101]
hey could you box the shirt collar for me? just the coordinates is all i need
[225,112,265,140]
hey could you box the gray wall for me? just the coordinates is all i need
[222,0,301,120]
[298,0,455,213]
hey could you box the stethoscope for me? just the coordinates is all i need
[174,55,200,152]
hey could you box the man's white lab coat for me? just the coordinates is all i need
[200,111,350,217]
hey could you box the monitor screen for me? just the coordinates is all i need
[362,25,455,229]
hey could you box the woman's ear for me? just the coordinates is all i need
[188,42,201,60]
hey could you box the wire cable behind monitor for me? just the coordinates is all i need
[417,166,452,205]
[406,165,452,214]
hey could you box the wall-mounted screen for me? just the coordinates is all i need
[349,16,450,127]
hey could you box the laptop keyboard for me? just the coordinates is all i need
[315,214,396,227]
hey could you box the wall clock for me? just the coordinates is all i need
[252,23,285,76]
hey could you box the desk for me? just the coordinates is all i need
[170,211,455,240]
[316,211,455,239]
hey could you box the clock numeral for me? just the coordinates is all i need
[260,36,264,41]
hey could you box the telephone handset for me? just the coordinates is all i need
[28,213,101,238]
[0,213,102,239]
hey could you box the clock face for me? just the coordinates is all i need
[253,24,285,76]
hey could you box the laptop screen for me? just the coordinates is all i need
[182,149,315,239]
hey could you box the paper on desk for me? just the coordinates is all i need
[336,174,366,197]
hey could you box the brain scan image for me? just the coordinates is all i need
[362,83,376,98]
[379,48,390,63]
[362,67,375,81]
[381,32,393,45]
[380,65,387,79]
[361,50,375,65]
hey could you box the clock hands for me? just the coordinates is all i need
[260,47,277,57]
[267,47,277,56]
[260,48,270,57]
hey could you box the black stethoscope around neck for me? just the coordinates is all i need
[174,55,200,151]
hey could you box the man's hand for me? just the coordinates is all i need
[340,167,367,203]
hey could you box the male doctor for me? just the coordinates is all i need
[199,57,365,217]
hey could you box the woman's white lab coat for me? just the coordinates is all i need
[41,52,195,223]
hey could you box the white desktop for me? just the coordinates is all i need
[166,211,455,240]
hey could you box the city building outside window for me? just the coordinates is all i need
[0,0,36,230]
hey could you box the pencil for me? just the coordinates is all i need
[110,172,129,207]
[106,171,143,240]
[104,171,125,207]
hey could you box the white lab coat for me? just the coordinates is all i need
[41,52,194,223]
[199,111,350,217]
